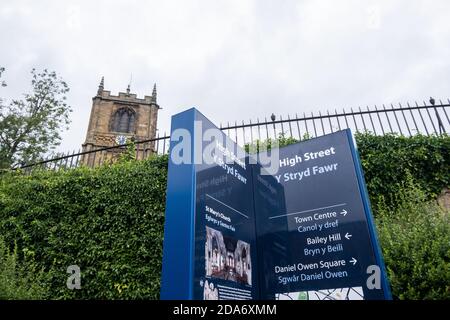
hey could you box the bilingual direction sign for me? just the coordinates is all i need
[160,107,391,300]
[254,130,391,300]
[161,108,259,300]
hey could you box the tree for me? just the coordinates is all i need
[0,68,72,169]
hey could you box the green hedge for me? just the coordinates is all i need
[0,236,49,299]
[0,134,448,299]
[0,155,168,299]
[356,133,449,208]
[375,178,450,300]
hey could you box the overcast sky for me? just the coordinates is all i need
[1,0,449,152]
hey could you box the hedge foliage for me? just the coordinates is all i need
[0,133,448,299]
[356,133,449,208]
[0,155,168,299]
[0,237,49,299]
[375,177,450,299]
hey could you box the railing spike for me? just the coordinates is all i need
[407,101,419,133]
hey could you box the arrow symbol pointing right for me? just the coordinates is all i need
[349,258,357,265]
[340,209,348,216]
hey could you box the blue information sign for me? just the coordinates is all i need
[161,108,259,300]
[254,130,391,300]
[161,108,391,300]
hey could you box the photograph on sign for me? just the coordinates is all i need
[205,226,252,286]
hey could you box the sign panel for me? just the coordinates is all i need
[161,108,259,300]
[194,111,259,300]
[161,108,390,300]
[254,130,391,300]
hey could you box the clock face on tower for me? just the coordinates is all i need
[115,135,127,145]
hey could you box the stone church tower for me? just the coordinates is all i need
[81,77,160,166]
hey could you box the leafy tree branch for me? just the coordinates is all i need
[0,68,72,168]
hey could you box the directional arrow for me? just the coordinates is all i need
[345,232,352,240]
[349,257,357,265]
[340,209,348,216]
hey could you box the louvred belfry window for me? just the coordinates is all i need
[111,108,136,133]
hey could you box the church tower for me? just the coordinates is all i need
[81,77,160,166]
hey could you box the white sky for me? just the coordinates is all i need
[1,0,449,152]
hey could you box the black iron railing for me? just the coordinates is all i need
[17,99,450,172]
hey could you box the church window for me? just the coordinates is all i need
[111,107,136,133]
